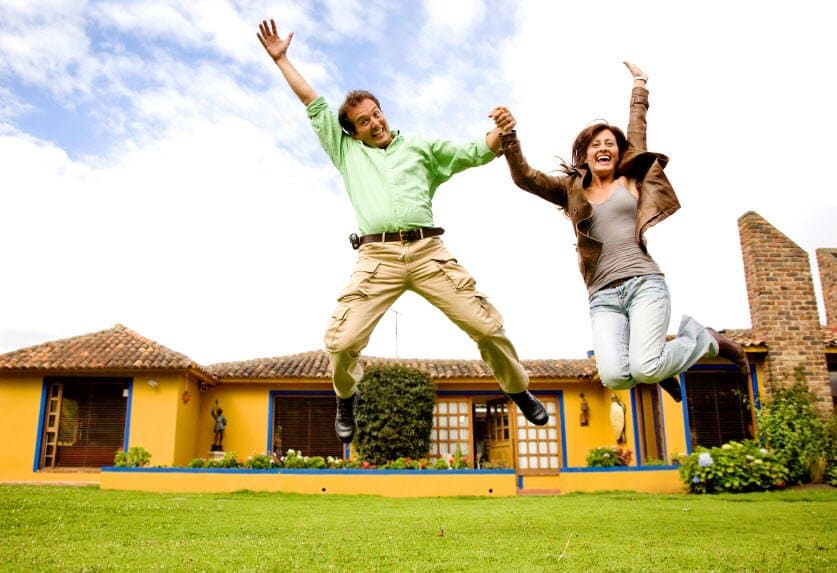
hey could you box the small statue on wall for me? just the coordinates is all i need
[579,393,589,426]
[211,400,227,452]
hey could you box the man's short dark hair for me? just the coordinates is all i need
[338,90,382,134]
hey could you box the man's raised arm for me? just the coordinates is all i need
[257,19,317,106]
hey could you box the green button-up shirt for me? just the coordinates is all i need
[307,96,496,235]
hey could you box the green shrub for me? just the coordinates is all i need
[187,458,207,468]
[307,456,327,470]
[757,381,828,484]
[243,453,279,469]
[586,447,631,467]
[825,413,837,487]
[281,449,308,469]
[678,440,789,493]
[215,452,240,469]
[113,446,151,467]
[354,365,436,466]
[381,457,424,470]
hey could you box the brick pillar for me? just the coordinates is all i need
[738,211,831,413]
[817,248,837,329]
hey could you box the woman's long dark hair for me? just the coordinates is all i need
[560,121,628,175]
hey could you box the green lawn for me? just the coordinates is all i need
[0,485,834,572]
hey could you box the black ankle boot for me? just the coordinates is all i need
[658,377,682,403]
[507,391,549,426]
[335,392,357,443]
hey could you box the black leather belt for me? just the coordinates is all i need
[357,227,444,247]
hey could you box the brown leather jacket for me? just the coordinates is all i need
[500,86,680,288]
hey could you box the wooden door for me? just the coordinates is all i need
[486,399,513,468]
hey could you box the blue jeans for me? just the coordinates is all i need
[588,274,718,390]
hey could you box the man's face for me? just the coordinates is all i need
[347,98,392,148]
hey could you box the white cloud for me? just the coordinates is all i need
[0,1,95,99]
[421,0,486,45]
[1,0,835,366]
[0,86,32,122]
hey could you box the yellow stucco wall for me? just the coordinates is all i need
[194,384,273,461]
[1,374,51,481]
[172,375,205,466]
[100,469,519,497]
[561,385,632,467]
[127,373,189,466]
[522,469,685,494]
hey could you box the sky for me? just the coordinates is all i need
[1,0,835,366]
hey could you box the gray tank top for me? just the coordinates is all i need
[587,184,661,295]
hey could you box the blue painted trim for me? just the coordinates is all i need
[266,392,276,453]
[681,374,693,455]
[629,388,641,463]
[517,474,524,489]
[658,374,679,461]
[33,380,49,472]
[750,363,761,410]
[557,390,568,469]
[560,465,679,473]
[101,467,516,475]
[122,380,133,451]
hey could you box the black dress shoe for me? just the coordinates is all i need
[507,391,549,426]
[335,392,357,443]
[658,377,682,402]
[707,328,750,377]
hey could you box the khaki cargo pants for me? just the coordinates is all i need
[324,237,529,398]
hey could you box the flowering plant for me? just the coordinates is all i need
[586,446,632,467]
[182,449,479,470]
[678,440,789,493]
[244,452,280,469]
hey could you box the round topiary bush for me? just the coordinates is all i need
[354,365,435,466]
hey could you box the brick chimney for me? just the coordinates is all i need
[816,248,837,329]
[738,211,831,413]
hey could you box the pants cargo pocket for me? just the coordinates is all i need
[432,257,476,291]
[324,302,351,350]
[337,258,380,303]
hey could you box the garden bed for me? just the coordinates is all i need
[99,466,685,496]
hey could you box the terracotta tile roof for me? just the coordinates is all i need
[206,351,599,381]
[715,328,767,348]
[719,327,837,348]
[0,324,213,379]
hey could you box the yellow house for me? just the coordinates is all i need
[0,323,786,496]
